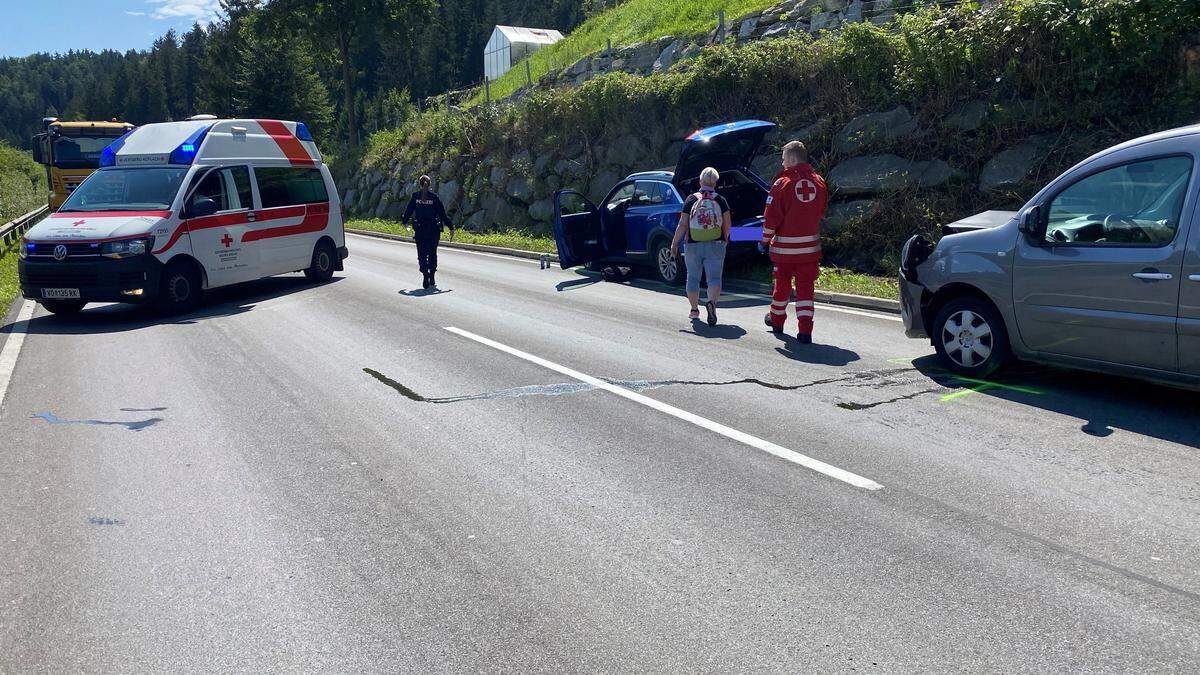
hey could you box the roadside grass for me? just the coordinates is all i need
[0,242,19,311]
[346,218,558,253]
[348,218,898,299]
[466,0,776,106]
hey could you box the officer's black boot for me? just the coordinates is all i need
[429,271,436,288]
[422,272,431,289]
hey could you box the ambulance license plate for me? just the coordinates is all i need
[41,288,80,299]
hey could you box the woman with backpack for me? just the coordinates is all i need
[670,167,732,326]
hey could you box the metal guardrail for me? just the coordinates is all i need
[0,205,50,248]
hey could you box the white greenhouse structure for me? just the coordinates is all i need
[483,25,564,81]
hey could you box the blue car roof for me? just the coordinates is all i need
[625,170,675,181]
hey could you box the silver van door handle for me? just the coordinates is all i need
[1132,271,1173,280]
[1188,274,1200,282]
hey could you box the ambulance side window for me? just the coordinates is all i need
[188,170,230,212]
[256,167,329,208]
[226,166,254,210]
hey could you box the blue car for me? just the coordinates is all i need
[552,120,774,284]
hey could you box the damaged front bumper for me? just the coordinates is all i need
[898,234,934,339]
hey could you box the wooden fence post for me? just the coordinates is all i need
[526,59,533,87]
[717,10,726,42]
[485,78,491,105]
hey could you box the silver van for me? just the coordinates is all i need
[899,125,1200,387]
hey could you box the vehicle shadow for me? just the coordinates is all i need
[4,275,342,336]
[679,320,748,340]
[399,287,453,297]
[910,355,1200,448]
[772,332,861,366]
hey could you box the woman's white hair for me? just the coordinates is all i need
[699,166,720,187]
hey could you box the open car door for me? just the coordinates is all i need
[553,190,609,269]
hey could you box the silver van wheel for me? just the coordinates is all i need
[941,309,993,368]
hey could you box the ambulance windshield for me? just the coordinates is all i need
[60,167,189,212]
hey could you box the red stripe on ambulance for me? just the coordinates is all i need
[256,120,315,166]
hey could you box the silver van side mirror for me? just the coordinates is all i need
[1018,205,1043,242]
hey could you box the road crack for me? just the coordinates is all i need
[364,367,920,404]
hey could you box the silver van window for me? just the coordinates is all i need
[1046,156,1192,247]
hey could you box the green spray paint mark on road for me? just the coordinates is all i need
[941,376,1044,402]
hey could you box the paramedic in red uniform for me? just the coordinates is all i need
[761,141,828,344]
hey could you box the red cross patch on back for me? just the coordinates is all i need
[795,179,818,204]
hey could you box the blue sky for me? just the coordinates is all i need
[1,0,224,58]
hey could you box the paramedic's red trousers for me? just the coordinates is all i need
[770,263,820,334]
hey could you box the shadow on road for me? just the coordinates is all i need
[4,275,341,336]
[679,320,748,340]
[772,332,861,366]
[399,287,453,297]
[910,355,1200,448]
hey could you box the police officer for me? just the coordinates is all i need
[402,175,454,289]
[760,141,828,344]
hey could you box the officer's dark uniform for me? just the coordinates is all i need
[401,189,452,288]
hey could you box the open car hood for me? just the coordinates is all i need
[942,210,1018,236]
[674,120,776,188]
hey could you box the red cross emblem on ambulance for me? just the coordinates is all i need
[72,219,86,227]
[221,234,233,248]
[795,179,818,204]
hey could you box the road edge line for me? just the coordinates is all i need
[443,326,884,491]
[0,300,35,412]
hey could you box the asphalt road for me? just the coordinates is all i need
[2,232,1199,672]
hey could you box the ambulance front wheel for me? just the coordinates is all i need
[304,240,336,282]
[40,299,85,315]
[156,260,203,315]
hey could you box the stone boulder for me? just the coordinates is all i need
[483,193,515,226]
[534,153,554,175]
[752,153,782,181]
[739,17,759,38]
[437,180,460,210]
[466,209,489,230]
[529,198,555,223]
[822,199,877,235]
[654,41,680,72]
[762,21,805,39]
[835,106,918,154]
[980,135,1055,191]
[942,100,989,132]
[606,135,645,169]
[589,169,622,203]
[506,176,532,203]
[828,155,955,195]
[489,165,507,188]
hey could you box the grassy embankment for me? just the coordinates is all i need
[0,142,46,310]
[467,0,778,106]
[347,218,898,298]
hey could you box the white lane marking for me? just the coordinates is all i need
[444,326,884,491]
[0,300,35,412]
[349,233,901,322]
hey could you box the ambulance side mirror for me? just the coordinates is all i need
[186,196,219,219]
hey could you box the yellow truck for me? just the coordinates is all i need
[31,118,135,209]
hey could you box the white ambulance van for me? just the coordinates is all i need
[18,116,347,315]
